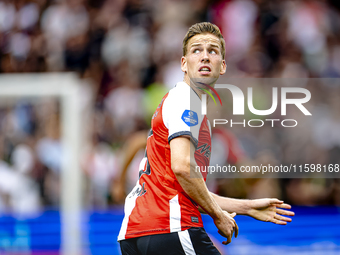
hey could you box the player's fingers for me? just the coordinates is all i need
[223,211,236,219]
[234,221,239,238]
[271,218,287,225]
[222,239,230,245]
[221,233,231,245]
[226,216,236,228]
[277,203,292,209]
[277,208,295,216]
[226,234,232,245]
[269,198,283,204]
[219,230,233,245]
[230,220,235,230]
[274,214,292,222]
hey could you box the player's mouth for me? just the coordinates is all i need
[199,66,211,75]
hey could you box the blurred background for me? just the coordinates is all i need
[0,0,340,254]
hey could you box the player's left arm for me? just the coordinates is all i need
[209,194,295,225]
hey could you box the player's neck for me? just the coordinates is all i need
[183,75,215,100]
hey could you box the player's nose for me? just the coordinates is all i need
[201,49,210,63]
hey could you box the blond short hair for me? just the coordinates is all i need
[182,22,225,59]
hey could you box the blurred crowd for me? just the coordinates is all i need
[0,0,340,214]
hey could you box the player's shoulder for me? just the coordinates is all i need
[168,81,190,98]
[165,81,200,106]
[162,82,203,126]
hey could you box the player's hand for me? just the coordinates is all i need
[247,198,295,225]
[214,211,238,245]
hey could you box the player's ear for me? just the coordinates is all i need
[181,56,187,73]
[220,59,227,75]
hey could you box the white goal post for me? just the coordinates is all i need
[0,73,85,255]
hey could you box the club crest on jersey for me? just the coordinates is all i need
[181,110,198,126]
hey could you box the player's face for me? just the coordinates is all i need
[181,33,226,85]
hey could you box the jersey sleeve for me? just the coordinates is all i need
[162,91,202,148]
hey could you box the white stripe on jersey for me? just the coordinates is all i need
[178,230,196,255]
[117,180,139,241]
[169,194,181,232]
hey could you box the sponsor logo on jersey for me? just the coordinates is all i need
[130,182,147,197]
[196,143,211,158]
[181,110,198,126]
[191,216,199,223]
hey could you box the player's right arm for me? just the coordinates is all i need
[170,136,238,245]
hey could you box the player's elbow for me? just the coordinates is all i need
[171,157,191,178]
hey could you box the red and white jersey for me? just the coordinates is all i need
[118,81,211,241]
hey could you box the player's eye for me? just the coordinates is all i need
[209,50,217,54]
[193,49,200,54]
